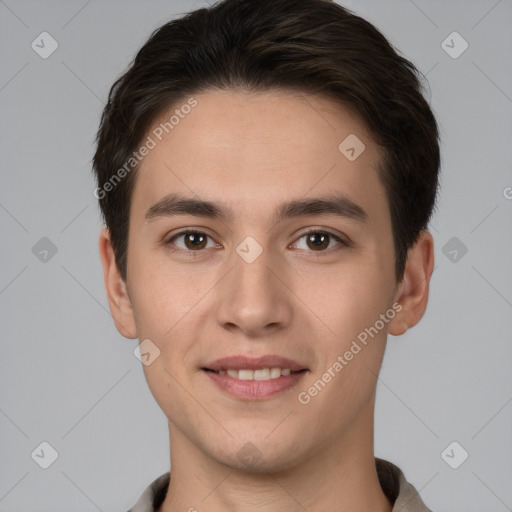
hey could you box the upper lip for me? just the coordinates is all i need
[203,355,308,372]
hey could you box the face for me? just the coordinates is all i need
[117,89,405,471]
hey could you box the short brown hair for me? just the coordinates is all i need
[93,0,440,282]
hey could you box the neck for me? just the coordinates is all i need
[159,403,393,512]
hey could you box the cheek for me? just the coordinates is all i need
[127,249,217,387]
[303,259,392,342]
[128,246,199,336]
[295,269,392,427]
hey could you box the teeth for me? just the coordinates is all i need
[216,367,296,380]
[238,369,254,380]
[269,367,281,379]
[254,368,270,380]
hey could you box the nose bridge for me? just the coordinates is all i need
[215,240,292,335]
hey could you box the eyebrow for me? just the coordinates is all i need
[145,193,368,225]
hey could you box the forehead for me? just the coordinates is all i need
[131,89,388,229]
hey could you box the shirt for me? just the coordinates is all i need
[127,458,433,511]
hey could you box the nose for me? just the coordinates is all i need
[214,246,293,338]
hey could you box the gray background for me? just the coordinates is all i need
[1,0,511,510]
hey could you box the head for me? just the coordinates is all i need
[94,0,439,472]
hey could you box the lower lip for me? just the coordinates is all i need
[203,370,307,400]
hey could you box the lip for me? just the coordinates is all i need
[202,355,309,400]
[203,370,307,400]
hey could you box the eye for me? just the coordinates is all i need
[164,228,349,255]
[292,229,348,252]
[166,230,219,252]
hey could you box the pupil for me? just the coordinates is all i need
[186,233,206,250]
[308,233,328,250]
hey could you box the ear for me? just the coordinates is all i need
[98,227,138,339]
[388,230,435,336]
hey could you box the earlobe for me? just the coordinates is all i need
[98,227,138,339]
[388,230,435,336]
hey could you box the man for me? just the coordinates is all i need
[93,0,439,510]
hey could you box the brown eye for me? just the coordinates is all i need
[183,232,207,250]
[293,229,347,253]
[167,231,215,251]
[305,232,330,251]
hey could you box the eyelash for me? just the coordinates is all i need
[164,228,349,257]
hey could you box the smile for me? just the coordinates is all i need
[202,355,309,400]
[208,367,302,380]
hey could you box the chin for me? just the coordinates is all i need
[210,437,308,475]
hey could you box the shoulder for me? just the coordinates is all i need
[126,472,170,512]
[376,458,434,512]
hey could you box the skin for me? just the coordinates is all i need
[99,89,434,512]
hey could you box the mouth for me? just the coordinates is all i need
[203,367,307,380]
[201,355,309,400]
